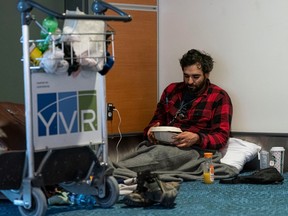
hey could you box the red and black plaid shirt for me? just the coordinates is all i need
[144,80,233,150]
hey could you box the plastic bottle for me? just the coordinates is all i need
[29,43,42,66]
[259,150,269,169]
[68,193,96,207]
[40,16,58,39]
[203,152,214,184]
[37,16,59,53]
[37,35,51,53]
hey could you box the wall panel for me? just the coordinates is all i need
[105,1,157,134]
[159,0,288,134]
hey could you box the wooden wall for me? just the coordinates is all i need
[105,0,158,135]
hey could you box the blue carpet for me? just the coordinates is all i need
[1,173,288,216]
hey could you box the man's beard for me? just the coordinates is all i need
[186,78,207,95]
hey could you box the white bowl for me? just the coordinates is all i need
[150,126,182,144]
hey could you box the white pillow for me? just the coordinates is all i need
[220,137,261,171]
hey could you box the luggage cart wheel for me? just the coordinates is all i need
[96,175,119,208]
[18,187,47,216]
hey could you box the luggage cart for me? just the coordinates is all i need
[0,1,131,215]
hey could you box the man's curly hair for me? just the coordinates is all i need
[179,49,214,74]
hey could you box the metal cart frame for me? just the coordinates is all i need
[0,1,131,215]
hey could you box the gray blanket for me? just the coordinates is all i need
[111,141,239,182]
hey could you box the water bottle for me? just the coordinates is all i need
[68,193,96,207]
[41,16,58,39]
[84,195,97,206]
[37,16,59,53]
[37,35,51,53]
[68,193,76,205]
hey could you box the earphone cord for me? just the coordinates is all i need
[168,99,195,125]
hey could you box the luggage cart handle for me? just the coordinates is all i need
[17,0,132,24]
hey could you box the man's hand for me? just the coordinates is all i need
[147,122,160,143]
[172,131,200,148]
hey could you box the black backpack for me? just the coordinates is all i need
[219,167,284,184]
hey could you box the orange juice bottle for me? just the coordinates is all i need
[203,152,214,184]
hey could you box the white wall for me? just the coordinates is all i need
[158,0,288,134]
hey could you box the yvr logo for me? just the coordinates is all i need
[37,90,97,137]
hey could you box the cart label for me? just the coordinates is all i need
[37,90,97,136]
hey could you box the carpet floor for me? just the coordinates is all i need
[1,173,288,216]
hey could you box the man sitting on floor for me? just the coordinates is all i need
[113,49,234,207]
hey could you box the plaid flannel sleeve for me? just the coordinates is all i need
[197,92,233,150]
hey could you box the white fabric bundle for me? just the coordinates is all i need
[220,138,261,171]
